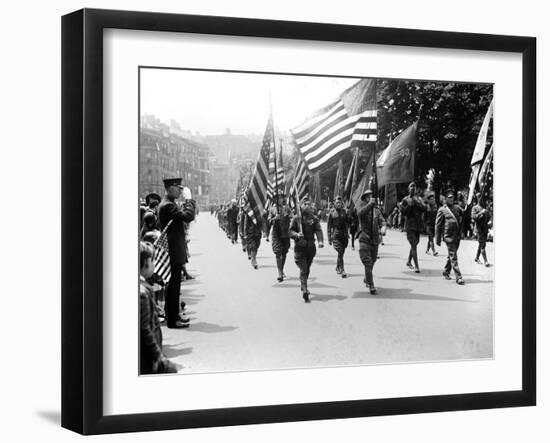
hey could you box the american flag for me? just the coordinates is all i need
[245,113,274,224]
[289,154,310,209]
[153,220,173,283]
[478,144,493,200]
[291,79,377,172]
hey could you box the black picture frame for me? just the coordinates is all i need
[61,8,536,435]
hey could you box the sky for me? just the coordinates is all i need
[140,68,359,136]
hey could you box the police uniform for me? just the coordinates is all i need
[158,178,196,327]
[435,200,464,284]
[327,200,350,277]
[357,190,382,294]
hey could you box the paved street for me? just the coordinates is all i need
[162,213,494,374]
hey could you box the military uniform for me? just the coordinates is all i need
[226,204,239,243]
[289,211,323,302]
[471,203,490,265]
[327,206,350,276]
[243,212,263,268]
[400,194,426,271]
[158,193,196,327]
[435,203,464,283]
[267,206,292,281]
[357,198,382,293]
[424,201,438,255]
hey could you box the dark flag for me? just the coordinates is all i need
[376,122,417,188]
[333,158,345,199]
[351,149,374,207]
[291,78,377,172]
[245,113,274,224]
[478,144,493,200]
[344,147,359,202]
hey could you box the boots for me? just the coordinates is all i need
[251,251,258,269]
[300,275,310,303]
[276,256,284,281]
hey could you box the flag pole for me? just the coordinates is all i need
[270,95,280,214]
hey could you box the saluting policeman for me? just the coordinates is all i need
[289,197,324,303]
[158,178,196,329]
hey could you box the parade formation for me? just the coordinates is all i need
[138,76,494,374]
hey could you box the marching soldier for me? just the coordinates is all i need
[357,190,383,294]
[435,190,465,285]
[242,211,263,269]
[327,196,350,278]
[471,192,491,267]
[226,199,239,244]
[424,192,439,256]
[399,182,426,273]
[158,178,196,328]
[267,195,292,282]
[289,197,324,302]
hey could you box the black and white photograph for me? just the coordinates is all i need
[138,68,495,375]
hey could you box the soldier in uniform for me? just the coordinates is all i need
[158,178,196,328]
[226,199,239,244]
[435,190,465,285]
[357,189,383,294]
[327,196,350,278]
[289,197,324,302]
[267,195,292,282]
[242,211,263,269]
[424,192,439,256]
[471,192,491,267]
[399,182,426,273]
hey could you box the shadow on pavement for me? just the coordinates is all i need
[163,345,193,358]
[309,293,347,302]
[189,321,239,333]
[352,288,476,303]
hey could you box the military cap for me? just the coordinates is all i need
[163,178,184,189]
[145,192,162,205]
[334,196,343,202]
[445,189,455,197]
[360,189,373,200]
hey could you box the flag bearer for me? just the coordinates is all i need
[357,190,383,294]
[471,192,491,267]
[242,211,263,269]
[267,194,292,282]
[327,196,350,278]
[435,190,465,285]
[289,197,324,302]
[399,182,426,273]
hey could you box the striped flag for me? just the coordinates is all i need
[245,113,274,224]
[333,158,345,199]
[478,144,493,197]
[153,221,173,283]
[468,100,493,204]
[294,153,309,201]
[291,78,377,172]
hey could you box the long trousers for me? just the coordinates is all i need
[359,242,379,286]
[444,241,462,279]
[294,244,316,291]
[406,230,420,267]
[166,262,183,326]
